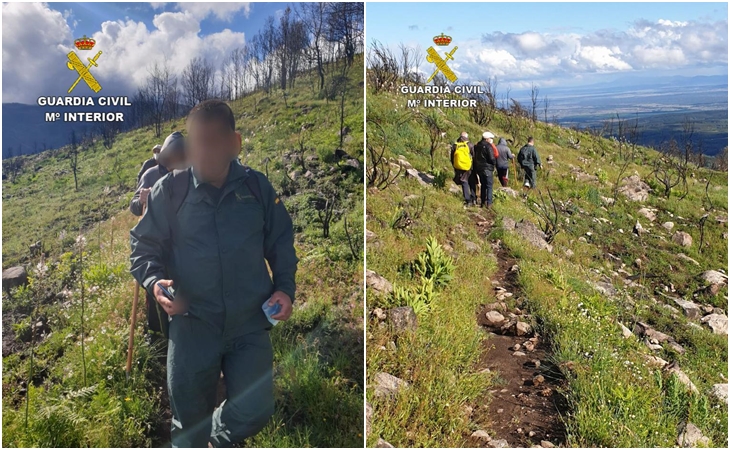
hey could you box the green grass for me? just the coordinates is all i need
[3,56,364,447]
[366,178,498,447]
[366,86,727,447]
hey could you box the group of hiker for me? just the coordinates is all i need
[451,131,542,207]
[128,100,298,448]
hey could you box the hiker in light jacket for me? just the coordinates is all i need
[495,137,514,187]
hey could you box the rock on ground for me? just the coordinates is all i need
[593,280,617,297]
[700,270,727,286]
[405,168,435,187]
[672,297,702,320]
[638,207,657,222]
[677,253,700,266]
[677,422,710,447]
[672,231,693,248]
[710,384,728,404]
[662,221,675,231]
[484,310,506,327]
[700,313,728,335]
[488,438,509,448]
[366,270,393,295]
[509,218,553,253]
[388,306,418,332]
[471,430,491,442]
[664,363,699,394]
[463,240,480,253]
[2,266,28,290]
[618,322,634,339]
[619,175,651,202]
[366,402,373,437]
[376,438,395,448]
[373,372,408,398]
[515,321,532,336]
[499,187,519,198]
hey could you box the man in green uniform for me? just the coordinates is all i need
[517,136,542,190]
[129,99,298,448]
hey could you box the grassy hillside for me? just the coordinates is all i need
[366,86,728,447]
[2,55,364,447]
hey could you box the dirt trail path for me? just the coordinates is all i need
[468,211,569,448]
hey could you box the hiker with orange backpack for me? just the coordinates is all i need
[473,131,500,208]
[451,131,476,206]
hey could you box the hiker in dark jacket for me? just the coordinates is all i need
[450,132,476,206]
[129,132,187,345]
[136,144,161,185]
[517,137,541,189]
[495,137,514,187]
[130,132,186,217]
[473,132,499,208]
[130,100,298,448]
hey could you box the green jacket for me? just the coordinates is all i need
[517,144,541,169]
[129,161,298,339]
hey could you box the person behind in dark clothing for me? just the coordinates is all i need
[450,131,476,206]
[130,132,187,217]
[129,131,187,347]
[130,100,298,448]
[495,137,514,187]
[517,136,542,190]
[473,131,499,208]
[136,144,162,185]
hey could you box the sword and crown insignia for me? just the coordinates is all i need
[426,34,458,84]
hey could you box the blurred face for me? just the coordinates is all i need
[186,118,241,182]
[166,152,187,171]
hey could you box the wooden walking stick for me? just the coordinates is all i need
[126,204,146,380]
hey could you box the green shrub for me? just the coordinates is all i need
[431,170,448,189]
[411,236,454,288]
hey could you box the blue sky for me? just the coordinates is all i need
[52,2,284,38]
[2,2,297,103]
[367,2,728,89]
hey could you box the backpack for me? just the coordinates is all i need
[453,141,472,170]
[474,140,499,167]
[163,166,265,240]
[517,145,530,166]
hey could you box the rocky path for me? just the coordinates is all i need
[468,211,568,449]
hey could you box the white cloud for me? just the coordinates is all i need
[173,2,251,21]
[577,46,632,71]
[2,4,247,103]
[412,17,727,86]
[2,2,74,102]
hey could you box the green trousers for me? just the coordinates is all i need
[167,314,274,448]
[522,166,537,189]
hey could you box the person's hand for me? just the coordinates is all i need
[153,279,188,316]
[269,291,293,321]
[139,188,152,205]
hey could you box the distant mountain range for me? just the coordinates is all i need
[509,74,728,155]
[2,102,134,159]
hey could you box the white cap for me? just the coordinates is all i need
[483,131,495,139]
